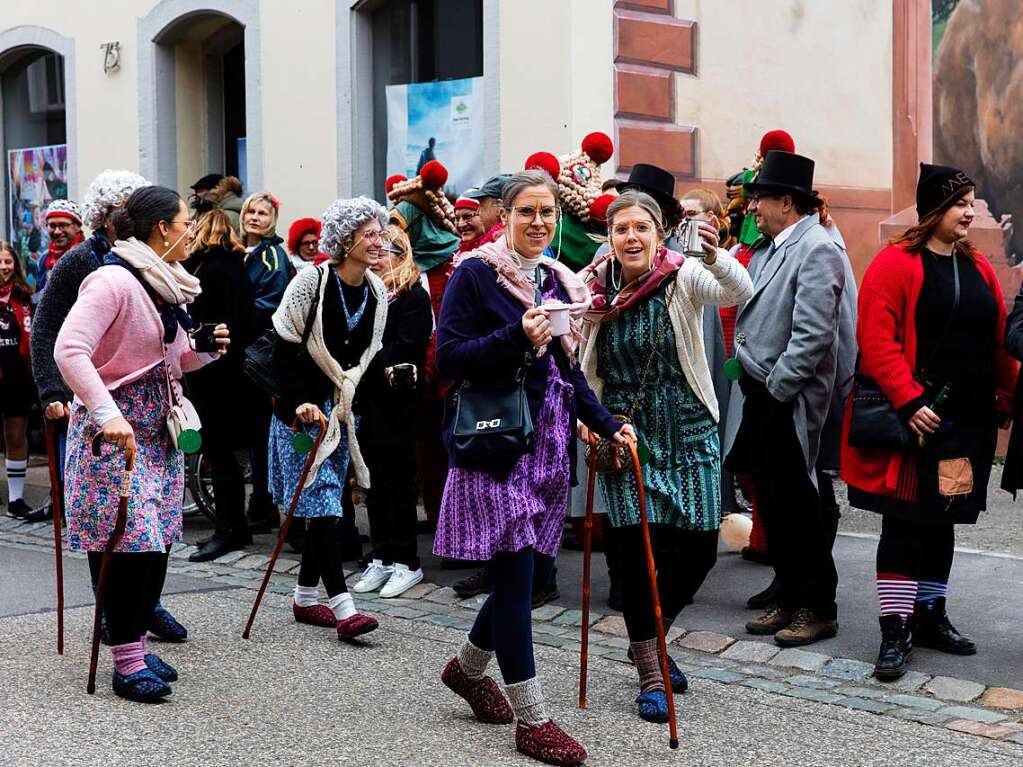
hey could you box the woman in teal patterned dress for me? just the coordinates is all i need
[579,191,753,723]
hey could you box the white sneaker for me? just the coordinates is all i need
[352,559,393,593]
[379,563,424,599]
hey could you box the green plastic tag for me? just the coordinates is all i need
[292,432,315,455]
[636,440,651,466]
[723,357,744,381]
[178,429,202,455]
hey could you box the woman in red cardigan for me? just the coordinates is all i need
[842,164,1018,682]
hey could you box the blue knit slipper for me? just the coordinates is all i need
[667,656,689,694]
[112,669,172,703]
[636,690,669,723]
[147,604,188,642]
[145,653,178,682]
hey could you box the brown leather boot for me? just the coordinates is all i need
[774,608,839,647]
[745,606,793,635]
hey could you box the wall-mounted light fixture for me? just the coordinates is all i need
[101,42,121,74]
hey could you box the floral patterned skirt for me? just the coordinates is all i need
[64,365,184,553]
[268,399,350,519]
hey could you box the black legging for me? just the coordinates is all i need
[468,547,553,685]
[206,444,247,536]
[297,516,349,597]
[619,525,718,641]
[88,551,169,645]
[876,516,955,582]
[363,440,419,569]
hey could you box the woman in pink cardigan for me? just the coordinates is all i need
[55,186,228,703]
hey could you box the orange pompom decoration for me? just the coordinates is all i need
[385,175,407,194]
[588,193,615,224]
[419,161,448,190]
[525,151,561,180]
[581,132,613,165]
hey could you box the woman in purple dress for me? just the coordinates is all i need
[433,169,633,766]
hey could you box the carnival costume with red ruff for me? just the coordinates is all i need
[387,162,459,524]
[526,133,616,272]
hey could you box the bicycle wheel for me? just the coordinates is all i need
[185,452,217,523]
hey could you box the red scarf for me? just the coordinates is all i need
[44,231,84,269]
[0,280,12,303]
[456,222,505,255]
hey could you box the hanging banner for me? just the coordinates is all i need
[7,143,68,290]
[386,76,484,198]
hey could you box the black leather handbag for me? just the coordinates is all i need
[451,356,534,468]
[244,268,323,399]
[847,373,912,449]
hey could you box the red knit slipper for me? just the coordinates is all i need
[441,657,513,724]
[336,613,379,641]
[293,603,337,627]
[515,720,587,766]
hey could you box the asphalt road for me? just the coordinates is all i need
[2,584,1021,767]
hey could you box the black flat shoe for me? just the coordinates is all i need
[746,576,780,609]
[189,534,249,563]
[6,498,31,519]
[22,500,53,523]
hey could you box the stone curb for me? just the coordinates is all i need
[4,527,1023,747]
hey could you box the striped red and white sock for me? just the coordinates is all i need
[877,572,918,619]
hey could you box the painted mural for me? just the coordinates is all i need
[933,0,1021,261]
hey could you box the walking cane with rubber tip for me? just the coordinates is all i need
[87,433,135,695]
[243,412,327,639]
[629,440,679,749]
[578,432,599,709]
[44,420,65,655]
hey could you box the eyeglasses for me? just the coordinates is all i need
[507,206,560,223]
[454,212,480,223]
[299,239,319,249]
[354,229,391,247]
[170,219,198,230]
[748,193,781,204]
[47,221,76,230]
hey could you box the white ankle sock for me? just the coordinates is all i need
[5,459,27,502]
[328,592,356,620]
[505,676,549,725]
[457,636,493,680]
[294,585,319,607]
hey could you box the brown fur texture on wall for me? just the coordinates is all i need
[933,0,1023,261]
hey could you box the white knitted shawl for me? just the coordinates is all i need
[272,263,387,488]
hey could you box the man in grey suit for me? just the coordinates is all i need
[725,151,847,647]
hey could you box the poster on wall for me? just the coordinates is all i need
[386,77,484,197]
[7,144,68,290]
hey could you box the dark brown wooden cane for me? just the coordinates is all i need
[44,420,65,655]
[87,433,135,694]
[242,412,327,639]
[578,433,599,709]
[630,441,679,748]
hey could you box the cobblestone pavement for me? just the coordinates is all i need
[3,518,1023,757]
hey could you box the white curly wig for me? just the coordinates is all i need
[81,169,151,230]
[319,196,388,260]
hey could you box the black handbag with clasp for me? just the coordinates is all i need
[451,353,534,469]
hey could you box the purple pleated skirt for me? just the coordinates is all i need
[433,356,573,561]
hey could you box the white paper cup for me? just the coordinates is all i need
[544,302,571,337]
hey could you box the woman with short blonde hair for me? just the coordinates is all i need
[352,223,433,598]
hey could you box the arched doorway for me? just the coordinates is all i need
[138,0,262,195]
[0,27,74,286]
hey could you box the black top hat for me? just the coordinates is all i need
[190,173,224,192]
[610,163,683,225]
[744,151,820,206]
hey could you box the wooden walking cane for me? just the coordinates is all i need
[87,433,135,694]
[243,412,327,639]
[630,441,679,749]
[44,420,65,655]
[578,433,599,709]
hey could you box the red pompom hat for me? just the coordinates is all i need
[454,196,480,212]
[759,130,795,157]
[581,132,614,165]
[384,175,407,194]
[419,161,448,190]
[287,217,321,256]
[525,151,561,180]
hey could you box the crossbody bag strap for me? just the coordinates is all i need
[916,249,960,384]
[624,282,677,422]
